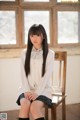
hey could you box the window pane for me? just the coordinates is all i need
[0,0,15,1]
[24,0,49,2]
[58,12,80,44]
[24,11,50,44]
[0,11,16,45]
[57,0,78,3]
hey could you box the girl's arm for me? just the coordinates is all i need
[35,50,55,95]
[19,50,30,94]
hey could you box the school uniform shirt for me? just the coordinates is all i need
[19,47,55,99]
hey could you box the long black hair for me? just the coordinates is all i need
[25,24,48,77]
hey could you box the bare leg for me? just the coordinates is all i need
[19,98,31,118]
[30,100,45,119]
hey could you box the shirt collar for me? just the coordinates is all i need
[32,46,42,52]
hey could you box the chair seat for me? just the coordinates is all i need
[52,95,66,105]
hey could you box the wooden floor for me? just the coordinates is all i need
[57,103,80,120]
[0,103,80,120]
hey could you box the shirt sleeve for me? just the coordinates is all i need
[19,50,30,94]
[35,50,55,95]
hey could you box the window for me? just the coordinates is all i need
[0,11,16,45]
[57,0,78,3]
[0,0,15,1]
[24,0,49,2]
[0,0,80,49]
[58,11,80,44]
[24,11,50,44]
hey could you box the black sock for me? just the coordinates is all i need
[35,117,45,120]
[18,118,29,120]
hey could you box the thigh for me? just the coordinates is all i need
[20,98,31,108]
[31,100,45,110]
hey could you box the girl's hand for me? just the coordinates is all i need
[24,92,32,100]
[24,92,38,101]
[28,92,38,101]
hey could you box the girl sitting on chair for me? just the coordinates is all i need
[16,24,55,120]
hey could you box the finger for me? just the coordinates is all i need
[25,95,29,100]
[29,95,34,100]
[25,94,31,100]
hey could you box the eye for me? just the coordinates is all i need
[30,35,34,37]
[36,33,40,36]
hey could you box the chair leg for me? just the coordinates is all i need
[51,106,57,120]
[45,105,48,120]
[62,99,66,120]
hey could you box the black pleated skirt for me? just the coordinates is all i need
[16,93,52,108]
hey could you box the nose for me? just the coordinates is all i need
[33,36,38,41]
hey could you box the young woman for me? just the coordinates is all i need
[16,24,55,120]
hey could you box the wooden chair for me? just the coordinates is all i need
[45,51,67,120]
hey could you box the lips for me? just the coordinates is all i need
[34,42,38,43]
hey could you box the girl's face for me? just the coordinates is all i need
[30,34,43,49]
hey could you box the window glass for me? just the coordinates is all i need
[58,11,80,44]
[24,0,49,2]
[0,11,16,44]
[24,11,50,44]
[0,0,15,1]
[57,0,78,3]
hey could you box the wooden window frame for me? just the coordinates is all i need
[0,0,80,56]
[53,4,80,47]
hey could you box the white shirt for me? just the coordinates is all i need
[19,47,55,99]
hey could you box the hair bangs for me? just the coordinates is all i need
[29,25,42,36]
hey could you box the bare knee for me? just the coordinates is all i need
[20,98,30,109]
[30,101,44,118]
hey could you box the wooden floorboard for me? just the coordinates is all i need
[0,103,80,120]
